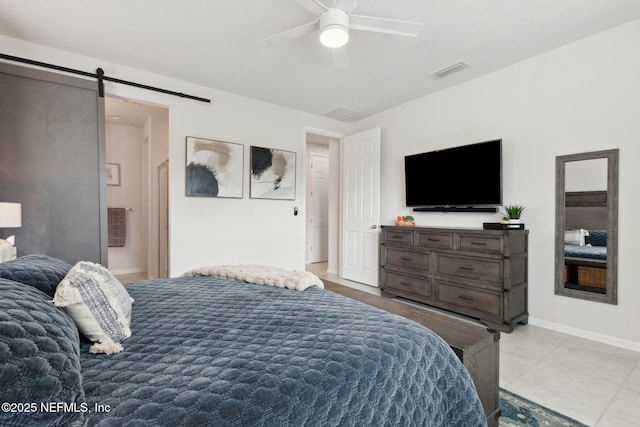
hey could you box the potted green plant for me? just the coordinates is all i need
[501,204,526,224]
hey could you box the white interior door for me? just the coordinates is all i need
[341,127,381,286]
[308,153,329,263]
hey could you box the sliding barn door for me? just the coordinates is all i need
[0,62,107,265]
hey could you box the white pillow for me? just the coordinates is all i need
[565,228,589,246]
[53,261,134,354]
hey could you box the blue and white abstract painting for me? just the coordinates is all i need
[186,137,243,198]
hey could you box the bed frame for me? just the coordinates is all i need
[324,281,501,427]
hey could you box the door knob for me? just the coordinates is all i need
[371,225,378,229]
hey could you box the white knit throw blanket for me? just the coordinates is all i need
[182,264,324,291]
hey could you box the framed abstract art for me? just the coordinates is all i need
[186,136,244,198]
[106,163,121,186]
[250,146,296,200]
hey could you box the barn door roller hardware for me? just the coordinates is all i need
[0,53,211,103]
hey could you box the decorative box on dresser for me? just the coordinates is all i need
[380,225,528,333]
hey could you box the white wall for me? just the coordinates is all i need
[168,92,348,274]
[352,19,640,349]
[0,35,350,276]
[106,124,144,274]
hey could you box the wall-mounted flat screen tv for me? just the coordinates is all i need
[404,139,502,208]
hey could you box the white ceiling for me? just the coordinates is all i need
[105,96,167,128]
[2,0,640,122]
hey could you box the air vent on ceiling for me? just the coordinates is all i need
[324,107,363,122]
[429,62,469,79]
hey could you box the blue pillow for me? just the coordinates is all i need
[0,254,71,297]
[585,230,607,247]
[0,279,86,427]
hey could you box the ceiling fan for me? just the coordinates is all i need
[259,0,424,68]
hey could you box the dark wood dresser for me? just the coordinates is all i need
[380,225,528,332]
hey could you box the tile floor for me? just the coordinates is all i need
[306,262,640,427]
[501,326,640,426]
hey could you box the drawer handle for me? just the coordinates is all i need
[400,257,413,261]
[458,266,474,271]
[458,295,474,301]
[400,282,412,287]
[391,235,404,239]
[427,238,440,242]
[470,241,487,246]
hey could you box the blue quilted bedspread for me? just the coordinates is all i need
[564,244,607,260]
[80,276,486,426]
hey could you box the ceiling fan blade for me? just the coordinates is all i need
[295,0,328,16]
[334,0,357,14]
[332,46,349,69]
[349,14,424,37]
[258,21,319,47]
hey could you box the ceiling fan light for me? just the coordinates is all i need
[320,25,349,48]
[319,8,350,48]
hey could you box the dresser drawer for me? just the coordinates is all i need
[384,271,432,299]
[437,254,503,285]
[416,231,454,250]
[384,248,430,271]
[459,234,504,255]
[383,229,414,245]
[436,281,502,317]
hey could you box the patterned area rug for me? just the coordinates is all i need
[499,388,589,427]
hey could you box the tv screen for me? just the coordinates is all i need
[404,139,502,207]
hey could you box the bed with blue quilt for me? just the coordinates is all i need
[564,229,607,262]
[564,244,606,261]
[0,255,486,426]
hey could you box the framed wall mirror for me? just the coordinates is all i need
[555,149,618,304]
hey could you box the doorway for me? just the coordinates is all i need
[306,142,330,264]
[105,96,169,279]
[306,132,340,274]
[305,127,381,288]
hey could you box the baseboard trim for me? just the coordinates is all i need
[326,267,339,275]
[110,267,144,276]
[528,317,640,353]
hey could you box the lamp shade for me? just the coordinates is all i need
[0,202,22,228]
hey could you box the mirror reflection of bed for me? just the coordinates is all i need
[564,190,607,294]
